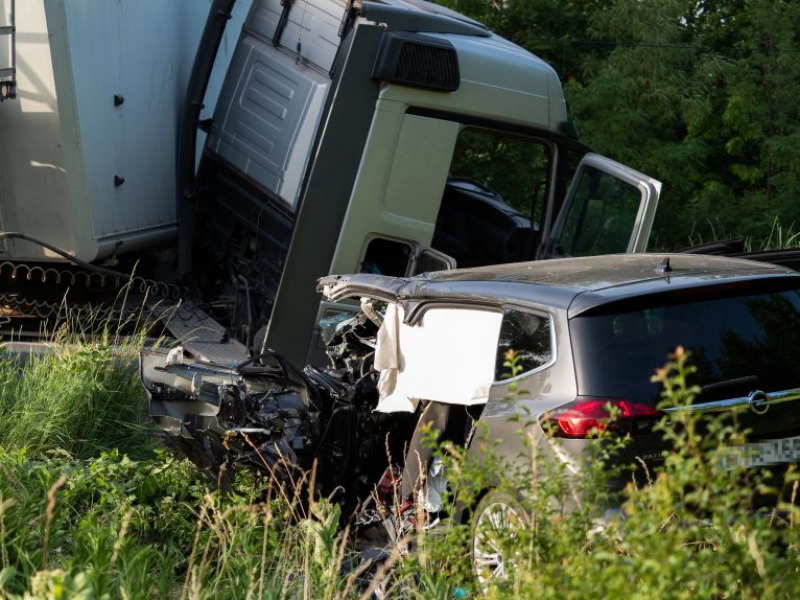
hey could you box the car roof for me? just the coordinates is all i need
[319,253,800,318]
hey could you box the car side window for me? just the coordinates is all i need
[495,309,553,380]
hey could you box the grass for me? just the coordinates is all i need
[684,216,800,252]
[758,218,800,251]
[0,319,798,598]
[0,341,153,460]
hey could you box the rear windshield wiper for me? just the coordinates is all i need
[701,375,759,395]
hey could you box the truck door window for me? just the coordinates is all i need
[361,237,413,276]
[433,128,551,268]
[449,129,550,221]
[558,166,642,256]
[548,153,661,258]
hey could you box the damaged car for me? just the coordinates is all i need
[141,252,800,573]
[140,301,420,511]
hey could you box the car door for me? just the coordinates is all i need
[543,153,661,258]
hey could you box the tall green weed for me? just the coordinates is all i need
[0,340,152,459]
[1,333,798,598]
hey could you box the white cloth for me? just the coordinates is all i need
[373,303,502,412]
[374,302,409,410]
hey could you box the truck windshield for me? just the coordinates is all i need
[569,281,800,407]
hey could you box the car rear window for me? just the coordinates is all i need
[569,280,800,406]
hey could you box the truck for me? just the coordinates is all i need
[0,0,662,368]
[1,0,672,519]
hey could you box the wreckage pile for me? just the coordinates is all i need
[141,307,417,517]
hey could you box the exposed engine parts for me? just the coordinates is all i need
[141,308,416,514]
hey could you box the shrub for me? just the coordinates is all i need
[2,338,799,598]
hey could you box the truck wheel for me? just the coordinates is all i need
[471,490,528,590]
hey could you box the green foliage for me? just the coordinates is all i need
[0,445,361,600]
[1,332,798,597]
[440,0,800,250]
[0,341,154,460]
[0,314,359,599]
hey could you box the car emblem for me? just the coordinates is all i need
[748,390,770,415]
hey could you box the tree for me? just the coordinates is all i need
[441,0,800,248]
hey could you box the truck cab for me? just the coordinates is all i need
[0,0,659,364]
[188,0,661,365]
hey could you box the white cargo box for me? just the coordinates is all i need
[0,0,246,262]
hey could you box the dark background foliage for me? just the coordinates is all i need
[441,0,800,249]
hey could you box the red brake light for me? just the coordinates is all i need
[540,397,661,438]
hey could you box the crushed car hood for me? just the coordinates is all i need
[140,348,321,487]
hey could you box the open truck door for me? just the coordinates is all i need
[543,153,661,259]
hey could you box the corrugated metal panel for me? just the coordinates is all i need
[246,0,344,73]
[209,27,331,210]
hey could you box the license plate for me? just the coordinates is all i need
[719,435,800,470]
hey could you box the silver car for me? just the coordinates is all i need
[319,252,800,573]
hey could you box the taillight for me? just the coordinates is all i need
[540,397,662,438]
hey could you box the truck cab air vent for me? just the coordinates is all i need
[373,32,460,92]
